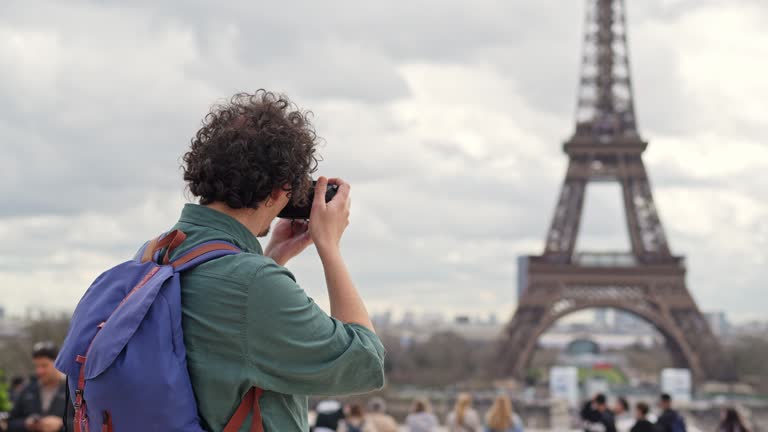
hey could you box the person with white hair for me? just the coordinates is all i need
[314,400,346,432]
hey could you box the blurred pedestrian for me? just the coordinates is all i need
[629,402,654,432]
[655,393,686,432]
[338,403,378,432]
[446,393,482,432]
[7,342,72,432]
[8,376,25,405]
[614,397,633,432]
[581,394,616,432]
[366,397,398,432]
[484,394,523,432]
[405,398,439,432]
[718,407,750,432]
[314,399,345,432]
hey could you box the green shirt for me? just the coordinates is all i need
[165,204,386,431]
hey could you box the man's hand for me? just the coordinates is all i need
[24,416,40,431]
[306,177,373,330]
[265,219,313,266]
[309,177,351,257]
[38,416,63,432]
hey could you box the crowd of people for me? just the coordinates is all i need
[0,342,756,432]
[310,392,524,432]
[580,393,751,432]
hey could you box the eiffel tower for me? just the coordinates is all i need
[498,0,730,382]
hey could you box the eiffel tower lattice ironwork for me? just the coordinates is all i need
[498,0,731,382]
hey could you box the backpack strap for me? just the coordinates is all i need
[141,230,187,264]
[171,240,241,272]
[140,230,241,270]
[223,387,264,432]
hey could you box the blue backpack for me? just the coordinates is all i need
[55,230,263,432]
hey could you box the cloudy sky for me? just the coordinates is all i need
[1,0,766,324]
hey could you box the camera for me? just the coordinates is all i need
[278,180,339,219]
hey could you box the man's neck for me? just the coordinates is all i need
[205,202,272,237]
[40,376,61,390]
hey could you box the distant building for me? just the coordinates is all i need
[615,310,650,332]
[0,318,25,339]
[556,337,623,369]
[371,311,393,329]
[705,311,730,336]
[454,315,470,324]
[440,319,503,341]
[732,320,768,336]
[401,311,416,327]
[566,338,601,356]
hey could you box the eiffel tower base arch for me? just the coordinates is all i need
[498,258,734,383]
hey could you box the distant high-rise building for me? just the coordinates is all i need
[615,310,651,332]
[401,310,415,327]
[704,311,730,336]
[371,310,393,329]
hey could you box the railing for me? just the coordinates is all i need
[528,253,686,267]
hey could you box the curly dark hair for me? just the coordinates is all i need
[183,90,320,209]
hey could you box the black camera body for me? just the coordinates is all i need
[278,181,339,219]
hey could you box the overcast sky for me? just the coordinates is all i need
[1,0,766,324]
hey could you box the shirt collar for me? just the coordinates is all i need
[178,204,263,254]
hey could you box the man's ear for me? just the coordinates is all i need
[271,186,291,203]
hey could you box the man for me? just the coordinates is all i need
[581,394,616,432]
[168,90,385,431]
[629,402,654,432]
[366,397,399,432]
[656,393,685,432]
[614,397,634,432]
[8,342,72,432]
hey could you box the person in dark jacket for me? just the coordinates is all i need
[9,376,26,405]
[655,393,684,432]
[313,400,345,432]
[7,342,73,432]
[630,402,654,432]
[580,394,616,432]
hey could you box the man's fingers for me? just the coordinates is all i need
[337,183,351,199]
[328,178,351,196]
[313,176,329,208]
[301,230,313,246]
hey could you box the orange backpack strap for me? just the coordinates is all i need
[141,230,187,264]
[140,236,161,263]
[223,387,264,432]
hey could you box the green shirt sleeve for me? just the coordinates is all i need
[244,261,386,396]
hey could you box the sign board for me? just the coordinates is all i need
[660,368,692,403]
[550,366,579,407]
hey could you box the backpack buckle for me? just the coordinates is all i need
[74,389,83,408]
